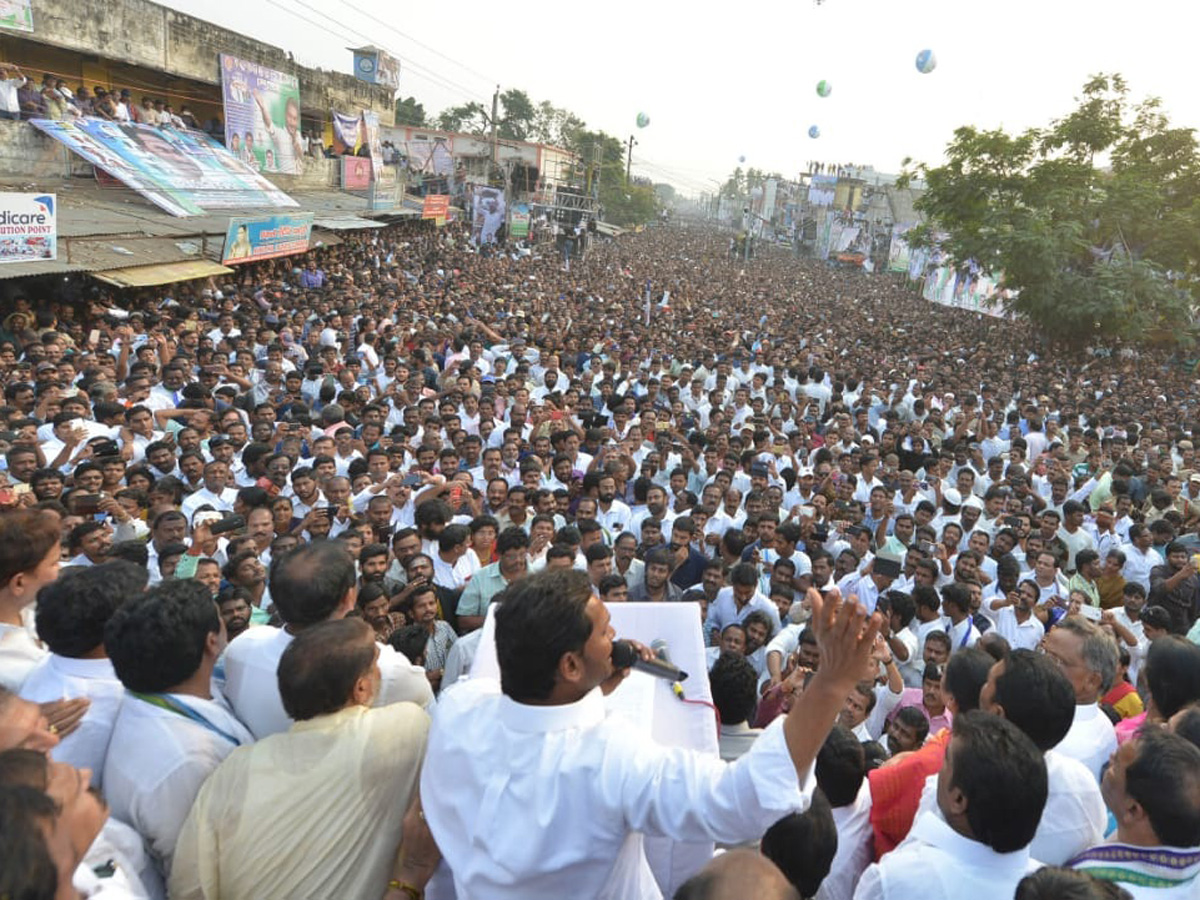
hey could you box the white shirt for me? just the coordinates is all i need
[912,749,1104,865]
[424,679,814,900]
[1121,544,1157,592]
[223,625,433,739]
[706,586,783,636]
[596,499,633,535]
[0,608,46,690]
[180,486,237,523]
[19,654,124,788]
[1056,702,1117,781]
[432,551,479,591]
[816,782,874,900]
[102,691,253,880]
[853,811,1039,900]
[994,607,1046,651]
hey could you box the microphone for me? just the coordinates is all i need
[612,639,689,683]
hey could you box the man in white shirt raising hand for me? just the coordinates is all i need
[422,570,882,900]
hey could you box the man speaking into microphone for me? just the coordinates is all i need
[421,568,881,900]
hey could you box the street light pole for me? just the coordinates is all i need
[626,134,637,183]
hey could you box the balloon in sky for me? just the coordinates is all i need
[636,112,650,128]
[816,80,832,98]
[808,125,821,139]
[738,155,746,163]
[915,49,937,74]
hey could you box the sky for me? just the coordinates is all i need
[161,0,1200,197]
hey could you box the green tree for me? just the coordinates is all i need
[497,88,535,141]
[436,101,489,134]
[394,96,426,127]
[904,74,1200,346]
[530,100,586,148]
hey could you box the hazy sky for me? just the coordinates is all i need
[162,0,1199,196]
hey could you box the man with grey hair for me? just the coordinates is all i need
[1041,615,1118,781]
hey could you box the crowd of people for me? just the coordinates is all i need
[0,216,1198,900]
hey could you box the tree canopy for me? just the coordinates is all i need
[902,74,1200,346]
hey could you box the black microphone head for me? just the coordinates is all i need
[611,639,637,669]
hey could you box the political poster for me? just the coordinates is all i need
[362,110,384,181]
[471,186,506,245]
[0,193,55,263]
[422,194,449,225]
[509,202,530,239]
[222,212,313,265]
[342,155,372,190]
[331,110,363,156]
[352,48,401,91]
[0,0,32,32]
[220,54,303,175]
[30,118,297,217]
[888,223,913,273]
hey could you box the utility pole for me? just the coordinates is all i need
[490,85,499,176]
[626,134,637,183]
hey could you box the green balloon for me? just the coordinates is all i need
[816,80,832,98]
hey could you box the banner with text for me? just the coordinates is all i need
[422,194,449,224]
[30,119,297,217]
[0,193,55,263]
[220,54,303,175]
[222,212,313,264]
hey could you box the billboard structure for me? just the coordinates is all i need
[0,0,33,32]
[0,193,55,262]
[351,47,401,91]
[30,119,297,217]
[220,54,304,175]
[222,213,313,264]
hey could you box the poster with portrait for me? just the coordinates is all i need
[220,54,303,175]
[222,212,313,264]
[30,118,297,217]
[362,110,384,181]
[471,185,506,245]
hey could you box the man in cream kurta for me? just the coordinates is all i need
[169,619,430,900]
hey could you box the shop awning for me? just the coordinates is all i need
[309,229,344,247]
[312,216,386,230]
[91,259,234,288]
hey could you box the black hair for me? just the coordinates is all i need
[948,711,1048,853]
[495,526,530,554]
[1145,636,1200,720]
[760,789,838,899]
[278,618,377,721]
[990,648,1075,751]
[437,523,470,553]
[269,542,357,628]
[0,785,59,900]
[495,569,594,703]
[1124,727,1200,847]
[35,560,145,657]
[709,652,758,726]
[942,646,994,714]
[816,724,866,808]
[104,579,220,692]
[388,624,430,666]
[1015,867,1131,900]
[893,705,930,744]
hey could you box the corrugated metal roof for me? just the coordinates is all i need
[0,259,90,280]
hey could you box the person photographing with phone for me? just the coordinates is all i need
[422,569,882,899]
